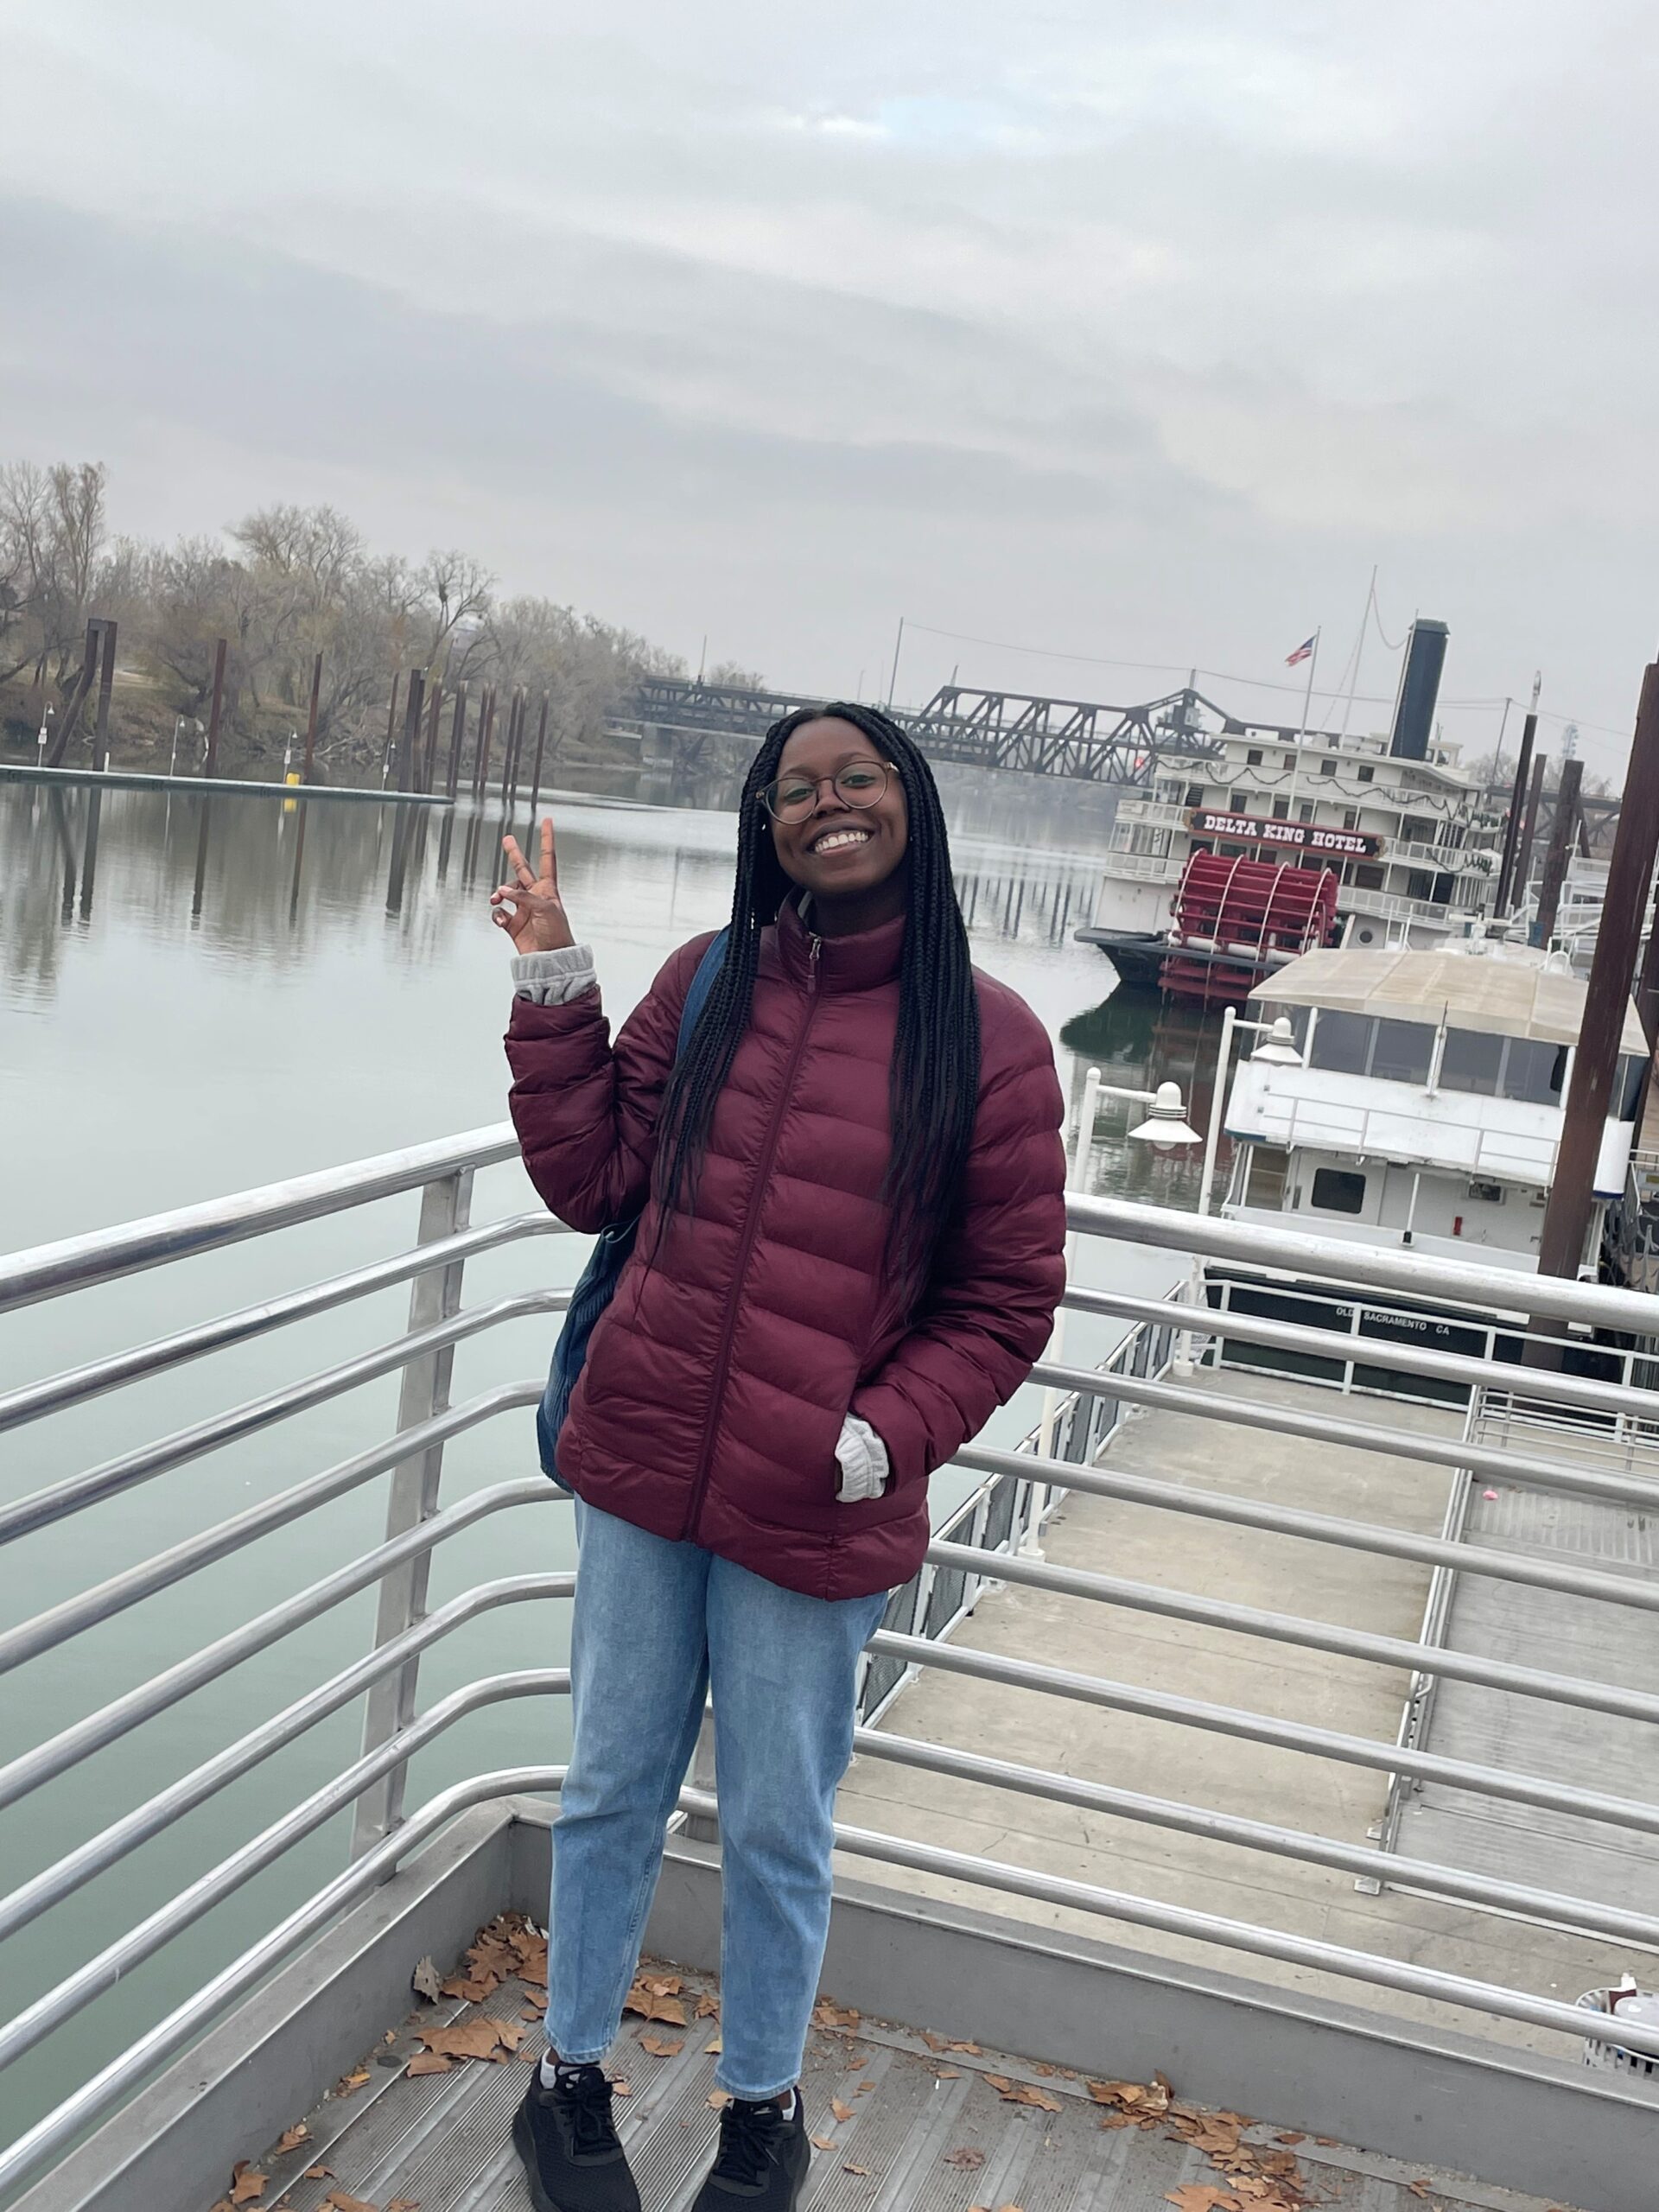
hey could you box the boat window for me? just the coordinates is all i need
[1357,765,1375,783]
[1281,753,1296,769]
[1370,1020,1434,1084]
[1440,1028,1503,1096]
[1617,1055,1646,1119]
[1184,785,1205,806]
[1272,798,1289,819]
[1307,1011,1372,1076]
[1245,748,1263,765]
[1342,809,1360,830]
[1500,1038,1567,1106]
[1245,1145,1290,1206]
[1230,790,1250,811]
[1297,802,1315,823]
[1310,1166,1366,1215]
[1351,862,1385,890]
[1319,759,1338,777]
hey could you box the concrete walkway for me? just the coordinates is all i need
[841,1369,1643,2061]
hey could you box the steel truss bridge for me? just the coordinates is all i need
[622,676,1256,787]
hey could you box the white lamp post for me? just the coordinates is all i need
[1027,1071,1203,1538]
[1177,1007,1304,1374]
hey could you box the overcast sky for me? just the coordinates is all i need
[4,2,1656,775]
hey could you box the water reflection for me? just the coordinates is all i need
[2,778,1115,980]
[0,766,1224,1215]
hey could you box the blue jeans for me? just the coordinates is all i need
[546,1502,888,2102]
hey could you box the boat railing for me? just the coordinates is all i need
[8,1135,1659,2196]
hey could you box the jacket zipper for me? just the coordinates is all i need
[681,933,822,1542]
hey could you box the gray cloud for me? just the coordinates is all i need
[3,0,1656,765]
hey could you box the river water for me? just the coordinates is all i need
[0,766,1230,2145]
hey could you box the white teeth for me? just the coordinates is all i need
[814,829,872,853]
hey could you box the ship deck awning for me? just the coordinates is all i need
[1249,945,1650,1054]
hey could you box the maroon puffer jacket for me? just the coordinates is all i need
[505,899,1067,1599]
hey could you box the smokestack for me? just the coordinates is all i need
[1389,618,1449,760]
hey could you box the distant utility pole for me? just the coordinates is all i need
[886,615,906,708]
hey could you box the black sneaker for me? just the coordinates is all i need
[512,2063,641,2212]
[690,2093,811,2209]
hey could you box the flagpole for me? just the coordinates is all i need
[1287,627,1321,816]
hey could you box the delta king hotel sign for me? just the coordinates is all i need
[1187,807,1385,861]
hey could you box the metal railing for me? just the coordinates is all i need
[8,1136,1659,2195]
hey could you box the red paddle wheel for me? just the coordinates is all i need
[1159,851,1338,1006]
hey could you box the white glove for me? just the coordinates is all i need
[835,1414,890,1503]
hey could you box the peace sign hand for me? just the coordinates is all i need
[491,817,576,953]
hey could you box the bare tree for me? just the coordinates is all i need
[0,461,110,696]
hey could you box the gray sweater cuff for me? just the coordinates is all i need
[512,944,598,1005]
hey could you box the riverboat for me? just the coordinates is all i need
[1078,722,1500,1002]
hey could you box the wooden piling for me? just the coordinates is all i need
[203,638,228,780]
[1536,664,1659,1284]
[302,651,322,782]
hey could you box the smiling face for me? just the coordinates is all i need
[766,716,911,922]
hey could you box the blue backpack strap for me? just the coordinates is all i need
[676,927,728,1056]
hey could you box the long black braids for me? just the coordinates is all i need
[653,702,982,1285]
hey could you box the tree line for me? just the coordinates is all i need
[0,460,761,772]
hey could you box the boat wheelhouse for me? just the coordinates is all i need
[1220,940,1645,1270]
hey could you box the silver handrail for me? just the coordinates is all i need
[10,1122,1659,2199]
[0,1123,522,1312]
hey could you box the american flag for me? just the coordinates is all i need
[1285,635,1315,666]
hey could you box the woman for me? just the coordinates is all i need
[493,702,1066,2212]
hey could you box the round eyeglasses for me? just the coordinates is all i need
[760,760,894,824]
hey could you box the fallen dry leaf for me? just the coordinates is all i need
[1313,2138,1338,2148]
[811,2134,837,2151]
[323,2192,378,2212]
[811,1999,860,2031]
[844,2164,871,2177]
[705,2035,723,2055]
[944,2146,987,2168]
[406,2054,453,2077]
[385,2201,420,2211]
[302,2168,334,2182]
[410,1956,442,2001]
[696,1993,721,2019]
[709,2091,731,2110]
[414,2018,514,2063]
[613,2081,632,2096]
[1274,2133,1304,2147]
[1165,2189,1243,2212]
[857,2080,875,2094]
[230,2161,268,2203]
[623,1980,688,2027]
[639,2034,683,2057]
[830,2098,855,2122]
[933,2066,962,2079]
[275,2126,309,2154]
[983,2075,1063,2113]
[332,2069,372,2097]
[1406,2189,1433,2204]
